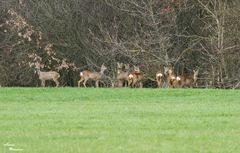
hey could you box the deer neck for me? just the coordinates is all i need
[126,69,130,75]
[117,68,122,75]
[193,75,198,84]
[100,68,106,76]
[36,69,41,76]
[169,71,175,77]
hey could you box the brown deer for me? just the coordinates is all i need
[164,65,177,88]
[128,65,143,88]
[35,62,60,87]
[117,62,130,87]
[78,64,107,88]
[180,69,199,88]
[156,71,164,88]
[172,76,182,88]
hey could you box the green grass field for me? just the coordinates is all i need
[0,88,239,153]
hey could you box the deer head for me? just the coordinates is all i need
[193,69,199,78]
[117,62,123,69]
[100,64,107,74]
[124,64,130,71]
[117,62,123,74]
[164,65,173,76]
[133,65,140,73]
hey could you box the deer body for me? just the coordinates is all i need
[117,63,130,87]
[164,66,177,88]
[36,70,60,87]
[78,64,107,88]
[156,72,164,88]
[35,62,60,87]
[128,66,143,88]
[172,76,182,88]
[181,70,199,88]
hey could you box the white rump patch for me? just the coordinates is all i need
[157,73,163,77]
[128,74,134,79]
[171,76,176,80]
[80,72,83,76]
[176,76,181,81]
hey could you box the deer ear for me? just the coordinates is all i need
[117,62,121,68]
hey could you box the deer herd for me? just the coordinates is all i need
[35,62,199,88]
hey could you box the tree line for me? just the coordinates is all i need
[0,0,239,88]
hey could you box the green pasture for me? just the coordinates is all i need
[0,88,239,153]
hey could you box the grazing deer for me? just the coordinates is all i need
[117,62,130,87]
[156,71,164,88]
[35,62,60,87]
[128,65,143,88]
[78,64,107,88]
[180,69,199,88]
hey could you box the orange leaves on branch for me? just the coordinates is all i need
[44,43,56,56]
[3,9,78,72]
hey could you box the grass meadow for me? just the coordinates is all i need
[0,88,240,153]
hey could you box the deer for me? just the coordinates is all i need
[35,62,60,87]
[128,65,143,88]
[156,71,164,88]
[117,62,130,87]
[164,65,179,88]
[78,64,107,88]
[180,69,199,88]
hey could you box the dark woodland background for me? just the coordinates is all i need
[0,0,239,88]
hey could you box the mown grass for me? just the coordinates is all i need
[0,88,239,153]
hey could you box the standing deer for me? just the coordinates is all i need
[35,62,60,87]
[164,65,177,88]
[156,71,164,88]
[180,69,199,88]
[117,62,130,87]
[128,65,143,88]
[78,64,107,88]
[172,76,182,88]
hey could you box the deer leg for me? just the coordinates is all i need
[83,79,88,88]
[128,79,132,88]
[118,80,123,87]
[160,80,164,88]
[54,79,59,87]
[95,80,99,88]
[41,80,45,87]
[132,79,138,88]
[139,81,143,88]
[124,80,128,87]
[78,78,84,87]
[157,81,161,88]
